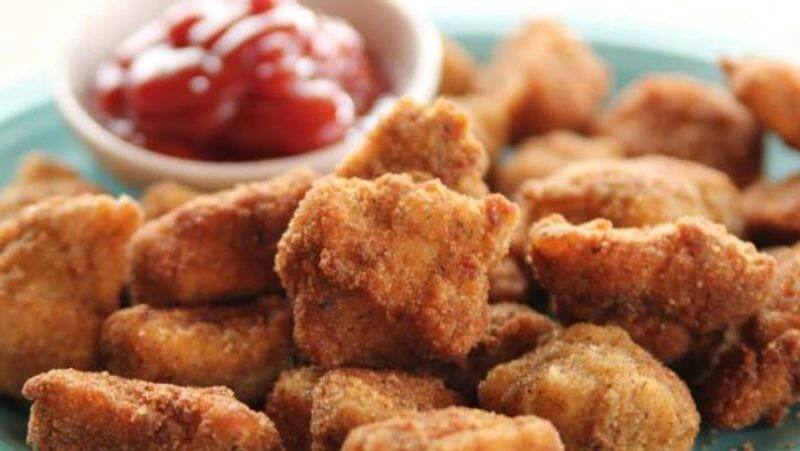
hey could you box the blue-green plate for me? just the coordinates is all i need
[0,15,799,451]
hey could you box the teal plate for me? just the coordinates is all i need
[1,16,799,451]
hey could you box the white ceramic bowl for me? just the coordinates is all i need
[51,0,442,190]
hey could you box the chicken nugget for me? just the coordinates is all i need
[266,367,326,451]
[478,20,609,139]
[22,369,282,450]
[445,94,512,159]
[0,153,103,219]
[528,215,775,364]
[479,324,700,451]
[439,37,477,96]
[139,180,201,220]
[597,74,762,186]
[276,174,519,368]
[342,407,564,451]
[0,195,142,398]
[697,245,800,429]
[100,296,292,406]
[519,156,744,240]
[741,175,800,246]
[488,256,530,304]
[336,98,489,197]
[721,57,800,149]
[129,167,317,306]
[492,131,623,197]
[440,303,557,397]
[310,369,463,451]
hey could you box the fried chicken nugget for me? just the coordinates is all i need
[100,296,292,406]
[342,407,564,451]
[597,74,762,186]
[518,156,745,239]
[266,367,326,451]
[721,57,800,149]
[310,369,463,451]
[439,37,477,96]
[697,245,800,429]
[0,153,102,219]
[0,195,142,398]
[528,215,776,364]
[276,174,519,368]
[22,369,282,450]
[129,167,317,306]
[336,98,489,197]
[741,175,800,246]
[440,303,558,397]
[478,20,609,138]
[479,324,700,451]
[445,94,512,160]
[493,131,623,197]
[139,180,201,220]
[488,256,530,304]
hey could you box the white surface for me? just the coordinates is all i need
[2,0,800,87]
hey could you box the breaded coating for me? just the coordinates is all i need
[100,296,292,406]
[697,245,800,429]
[22,369,282,450]
[439,37,477,96]
[597,74,762,186]
[441,303,557,397]
[266,367,326,451]
[478,20,609,138]
[528,215,776,364]
[0,153,102,219]
[742,175,800,246]
[276,174,519,368]
[342,407,564,451]
[129,167,317,306]
[0,195,142,398]
[139,181,201,220]
[721,57,800,149]
[336,98,489,197]
[493,131,623,197]
[479,324,700,451]
[488,256,530,304]
[446,94,512,159]
[310,369,463,451]
[518,156,745,238]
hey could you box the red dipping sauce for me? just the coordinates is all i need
[92,0,387,161]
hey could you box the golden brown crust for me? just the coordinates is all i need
[528,215,775,364]
[439,37,478,96]
[22,369,282,451]
[488,256,530,304]
[518,156,745,237]
[139,181,201,220]
[336,98,489,197]
[478,20,609,139]
[0,195,142,398]
[276,174,519,368]
[721,56,800,149]
[441,303,558,397]
[445,94,512,160]
[128,167,317,306]
[0,153,103,220]
[742,175,800,246]
[493,131,623,197]
[266,367,326,451]
[696,246,800,429]
[597,74,762,186]
[310,369,463,451]
[341,407,564,451]
[479,324,700,451]
[100,296,292,406]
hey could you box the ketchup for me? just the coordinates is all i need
[92,0,387,161]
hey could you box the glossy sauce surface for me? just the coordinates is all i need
[93,0,387,161]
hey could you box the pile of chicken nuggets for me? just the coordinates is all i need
[5,19,800,450]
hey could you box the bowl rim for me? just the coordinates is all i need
[49,0,442,185]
